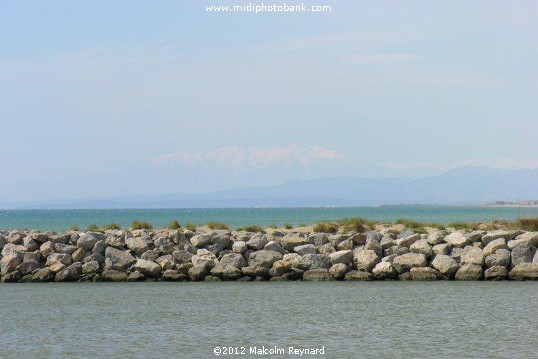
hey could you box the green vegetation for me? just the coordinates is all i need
[184,222,197,231]
[283,223,293,229]
[395,218,423,229]
[168,220,181,230]
[103,223,121,230]
[298,223,307,227]
[70,226,80,232]
[86,223,99,232]
[312,221,339,234]
[131,220,153,230]
[268,224,278,229]
[516,217,538,231]
[207,222,229,230]
[237,225,266,233]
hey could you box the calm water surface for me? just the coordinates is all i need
[0,282,537,358]
[1,206,538,231]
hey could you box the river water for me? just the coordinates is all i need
[0,282,537,358]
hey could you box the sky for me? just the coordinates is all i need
[0,1,537,201]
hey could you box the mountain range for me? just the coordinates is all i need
[1,166,537,209]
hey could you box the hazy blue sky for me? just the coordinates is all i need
[1,1,537,201]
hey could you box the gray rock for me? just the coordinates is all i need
[72,248,86,262]
[23,251,40,262]
[512,232,538,248]
[364,239,382,256]
[482,230,519,245]
[329,250,353,265]
[432,243,452,255]
[46,253,73,267]
[33,267,54,282]
[132,259,162,278]
[294,244,316,255]
[353,249,380,272]
[247,250,282,268]
[263,241,286,254]
[511,241,534,268]
[210,264,243,281]
[410,240,433,258]
[82,261,100,274]
[210,231,231,248]
[309,233,330,246]
[232,241,248,254]
[460,246,485,266]
[380,235,396,250]
[125,237,150,254]
[22,237,38,251]
[84,253,105,264]
[191,249,217,268]
[162,269,187,281]
[300,254,331,270]
[55,263,82,282]
[54,243,77,255]
[455,264,483,280]
[126,271,146,282]
[0,254,23,275]
[450,247,464,262]
[410,267,440,281]
[102,269,128,281]
[77,232,105,251]
[431,255,459,276]
[344,270,372,281]
[392,253,428,274]
[329,263,349,279]
[155,255,175,271]
[141,249,160,262]
[303,269,333,281]
[92,240,106,255]
[317,243,336,255]
[485,248,511,268]
[104,247,136,271]
[190,234,211,248]
[242,265,270,278]
[484,266,508,280]
[509,263,538,280]
[427,231,446,245]
[246,235,268,251]
[205,243,224,256]
[396,233,421,248]
[444,232,470,247]
[172,250,193,265]
[0,235,6,250]
[219,253,247,269]
[372,261,396,279]
[279,236,309,252]
[1,271,22,283]
[2,243,28,257]
[105,235,125,249]
[16,259,40,275]
[483,238,507,257]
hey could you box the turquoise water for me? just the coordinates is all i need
[0,282,537,358]
[1,206,537,232]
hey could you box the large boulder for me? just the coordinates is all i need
[102,269,128,281]
[396,234,421,248]
[77,232,105,251]
[210,264,243,280]
[482,230,518,245]
[329,250,353,265]
[392,253,428,274]
[232,241,248,254]
[511,232,538,248]
[0,254,23,275]
[190,234,211,248]
[344,270,373,281]
[46,253,73,267]
[410,240,433,258]
[294,244,316,255]
[264,241,286,254]
[484,266,508,280]
[300,254,331,270]
[372,261,396,279]
[104,247,136,271]
[509,263,538,280]
[219,253,247,269]
[483,238,507,257]
[191,249,218,268]
[125,237,150,254]
[485,248,511,268]
[247,250,282,268]
[132,259,162,278]
[455,264,483,280]
[1,243,27,257]
[353,250,380,272]
[444,232,470,247]
[40,241,56,258]
[303,269,333,281]
[328,263,349,279]
[16,259,40,275]
[278,236,309,252]
[410,267,440,281]
[460,246,485,266]
[55,263,82,282]
[22,237,38,251]
[511,241,535,268]
[431,254,459,276]
[242,265,270,278]
[172,250,193,264]
[33,267,54,282]
[54,243,77,255]
[246,235,269,251]
[188,265,209,281]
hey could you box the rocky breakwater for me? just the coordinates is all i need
[1,227,538,283]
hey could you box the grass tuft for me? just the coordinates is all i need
[103,223,121,230]
[207,222,229,230]
[168,220,181,230]
[184,223,197,231]
[131,220,153,230]
[517,217,538,231]
[238,225,266,233]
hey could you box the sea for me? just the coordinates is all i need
[0,282,537,358]
[1,206,537,232]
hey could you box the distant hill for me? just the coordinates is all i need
[1,166,537,209]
